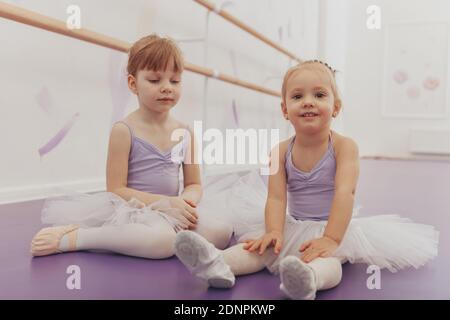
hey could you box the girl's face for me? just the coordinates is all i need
[282,68,339,135]
[128,58,182,113]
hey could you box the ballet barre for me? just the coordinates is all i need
[193,0,302,63]
[0,2,280,98]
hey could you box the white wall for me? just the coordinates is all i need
[0,0,319,203]
[322,0,450,157]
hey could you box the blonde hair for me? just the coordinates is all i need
[281,60,341,107]
[127,34,184,77]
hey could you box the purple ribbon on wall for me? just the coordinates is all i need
[38,112,80,157]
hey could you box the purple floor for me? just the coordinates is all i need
[1,159,449,299]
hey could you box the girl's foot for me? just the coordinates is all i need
[175,231,235,288]
[30,224,79,257]
[279,255,317,300]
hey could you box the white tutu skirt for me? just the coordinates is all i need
[227,171,439,274]
[40,174,242,232]
[41,190,193,232]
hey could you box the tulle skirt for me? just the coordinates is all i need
[226,170,439,274]
[40,170,439,274]
[41,190,193,232]
[40,173,243,232]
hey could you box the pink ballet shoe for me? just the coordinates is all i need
[30,224,79,257]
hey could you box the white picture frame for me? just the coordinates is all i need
[381,21,449,119]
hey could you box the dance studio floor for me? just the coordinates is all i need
[1,158,449,299]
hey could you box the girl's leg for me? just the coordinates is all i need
[174,231,268,288]
[75,223,176,259]
[308,256,343,290]
[194,216,233,250]
[279,256,343,300]
[221,243,266,275]
[32,222,177,259]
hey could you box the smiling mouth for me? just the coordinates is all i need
[301,112,319,117]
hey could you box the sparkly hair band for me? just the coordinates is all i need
[304,59,337,74]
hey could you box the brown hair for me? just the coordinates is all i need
[281,60,341,106]
[127,34,184,77]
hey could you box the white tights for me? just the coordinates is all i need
[222,243,343,290]
[63,214,233,259]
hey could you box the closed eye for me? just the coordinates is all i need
[148,79,159,83]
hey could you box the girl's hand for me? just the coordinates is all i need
[243,231,283,255]
[299,236,338,263]
[167,196,199,229]
[182,198,197,208]
[128,197,146,209]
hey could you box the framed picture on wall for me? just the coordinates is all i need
[381,21,449,119]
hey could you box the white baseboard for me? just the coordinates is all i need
[0,178,106,205]
[409,128,450,155]
[361,155,450,162]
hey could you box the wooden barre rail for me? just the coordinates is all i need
[193,0,302,63]
[0,2,280,98]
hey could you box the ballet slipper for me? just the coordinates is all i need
[175,231,235,288]
[30,224,79,257]
[279,255,317,300]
